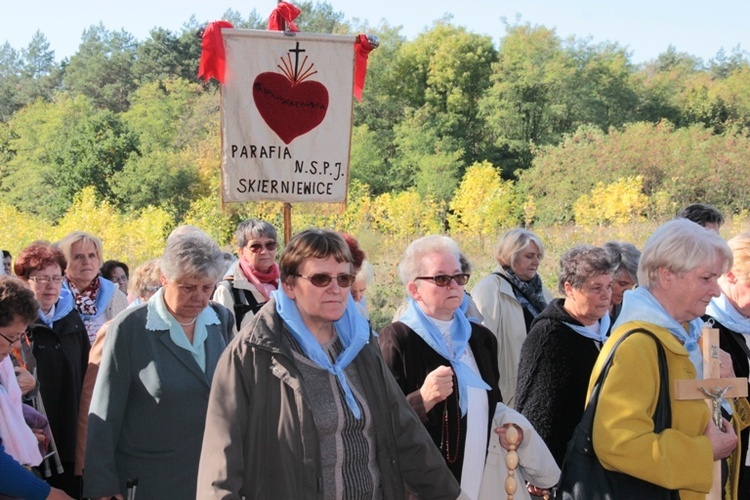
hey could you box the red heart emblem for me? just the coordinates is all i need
[253,72,329,144]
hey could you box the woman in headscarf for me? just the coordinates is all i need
[213,218,279,332]
[197,229,465,499]
[14,243,90,497]
[57,232,128,345]
[83,231,233,500]
[472,228,553,408]
[704,230,750,499]
[515,245,615,465]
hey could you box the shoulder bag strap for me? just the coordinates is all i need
[586,327,671,431]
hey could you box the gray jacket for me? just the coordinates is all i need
[196,298,462,499]
[83,302,233,499]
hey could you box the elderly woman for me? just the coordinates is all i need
[378,235,500,496]
[0,276,74,500]
[588,219,739,499]
[125,259,161,307]
[83,231,233,500]
[197,229,465,499]
[602,241,640,322]
[213,219,279,332]
[515,245,614,465]
[472,228,553,408]
[58,232,128,345]
[705,230,750,498]
[100,260,129,295]
[14,243,90,497]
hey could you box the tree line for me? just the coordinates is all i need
[2,0,750,245]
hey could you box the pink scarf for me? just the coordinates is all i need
[238,259,279,302]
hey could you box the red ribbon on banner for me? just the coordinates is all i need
[353,34,374,102]
[268,2,301,31]
[197,21,234,83]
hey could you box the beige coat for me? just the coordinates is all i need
[472,267,553,408]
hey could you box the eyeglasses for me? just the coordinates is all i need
[0,330,24,346]
[27,276,64,284]
[292,273,356,288]
[247,241,278,253]
[110,276,129,284]
[415,273,471,287]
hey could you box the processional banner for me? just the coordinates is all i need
[220,29,356,203]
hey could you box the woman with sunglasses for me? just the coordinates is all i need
[198,229,466,499]
[378,235,503,498]
[213,218,280,333]
[515,245,615,466]
[13,243,90,498]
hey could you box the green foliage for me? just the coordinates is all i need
[1,94,137,219]
[520,121,750,224]
[63,24,138,112]
[448,161,519,236]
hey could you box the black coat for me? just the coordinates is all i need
[30,308,90,464]
[515,298,602,466]
[378,320,502,482]
[704,314,750,500]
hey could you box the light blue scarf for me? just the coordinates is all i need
[399,297,491,417]
[563,312,611,344]
[37,288,75,328]
[615,286,705,378]
[706,294,750,336]
[272,289,370,420]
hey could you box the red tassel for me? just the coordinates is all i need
[268,2,301,32]
[197,21,234,83]
[353,34,374,102]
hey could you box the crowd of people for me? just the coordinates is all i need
[1,202,749,500]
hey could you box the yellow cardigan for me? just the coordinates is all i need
[587,321,714,500]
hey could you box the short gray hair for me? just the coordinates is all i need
[496,228,545,269]
[603,241,641,283]
[236,219,278,249]
[398,235,461,287]
[639,218,732,289]
[160,231,225,283]
[557,245,615,294]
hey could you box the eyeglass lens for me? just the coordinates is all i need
[249,241,278,253]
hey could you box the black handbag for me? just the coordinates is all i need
[556,328,680,500]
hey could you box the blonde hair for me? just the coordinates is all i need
[57,231,104,267]
[728,231,750,284]
[495,228,544,269]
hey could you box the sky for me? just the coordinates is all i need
[1,0,748,65]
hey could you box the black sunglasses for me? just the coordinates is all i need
[292,273,356,288]
[247,241,278,253]
[415,273,470,287]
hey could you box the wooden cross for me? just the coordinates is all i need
[674,327,747,499]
